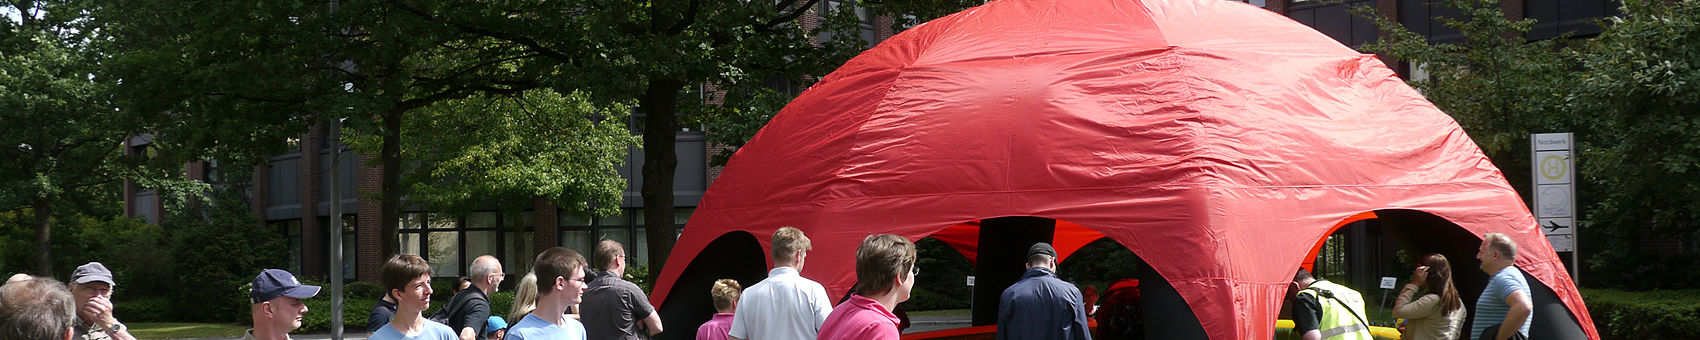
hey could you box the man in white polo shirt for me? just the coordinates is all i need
[728,227,833,340]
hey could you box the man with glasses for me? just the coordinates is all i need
[583,240,663,340]
[68,262,136,340]
[443,255,506,340]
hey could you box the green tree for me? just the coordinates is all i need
[1568,0,1700,290]
[0,0,157,277]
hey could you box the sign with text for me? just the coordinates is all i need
[1380,277,1398,289]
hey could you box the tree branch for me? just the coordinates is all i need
[385,0,577,63]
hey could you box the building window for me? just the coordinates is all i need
[559,208,692,267]
[317,215,358,281]
[274,219,304,276]
[400,211,533,278]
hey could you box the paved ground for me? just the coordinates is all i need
[157,315,972,340]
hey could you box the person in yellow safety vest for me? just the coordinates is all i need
[1287,268,1372,340]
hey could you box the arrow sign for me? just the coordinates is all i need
[1539,218,1573,236]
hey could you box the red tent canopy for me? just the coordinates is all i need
[650,0,1597,338]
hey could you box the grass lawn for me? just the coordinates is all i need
[129,323,249,339]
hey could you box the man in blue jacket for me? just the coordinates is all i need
[997,243,1092,340]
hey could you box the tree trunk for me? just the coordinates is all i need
[381,108,404,259]
[640,78,684,282]
[34,195,53,276]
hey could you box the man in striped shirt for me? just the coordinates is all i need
[1472,233,1531,340]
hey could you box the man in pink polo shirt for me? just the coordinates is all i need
[817,234,917,340]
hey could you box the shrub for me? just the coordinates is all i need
[163,178,287,323]
[300,296,379,333]
[114,296,173,322]
[1583,289,1700,340]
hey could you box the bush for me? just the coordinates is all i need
[300,296,379,333]
[1582,289,1700,340]
[347,281,387,300]
[489,291,515,322]
[114,296,173,322]
[163,177,287,323]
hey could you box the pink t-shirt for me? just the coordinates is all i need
[816,294,900,340]
[695,313,735,340]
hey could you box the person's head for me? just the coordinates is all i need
[0,276,76,340]
[594,240,626,273]
[68,262,116,322]
[772,227,812,269]
[533,247,589,305]
[1287,268,1317,300]
[509,272,539,322]
[853,234,918,301]
[1418,253,1463,313]
[5,274,29,285]
[484,316,507,340]
[469,255,505,293]
[380,254,434,312]
[1025,243,1057,270]
[249,269,322,334]
[456,277,472,293]
[710,279,742,314]
[1477,233,1519,273]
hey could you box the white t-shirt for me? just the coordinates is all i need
[727,267,833,340]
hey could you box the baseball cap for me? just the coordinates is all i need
[71,262,116,286]
[485,316,508,335]
[1027,242,1057,258]
[250,269,322,304]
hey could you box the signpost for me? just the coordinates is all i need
[1532,133,1578,285]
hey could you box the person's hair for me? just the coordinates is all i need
[853,234,917,296]
[470,255,501,280]
[772,227,812,264]
[0,276,76,340]
[1482,233,1518,260]
[710,279,742,312]
[533,247,587,296]
[594,240,625,271]
[1026,253,1053,267]
[509,272,538,322]
[1294,268,1315,283]
[381,254,433,298]
[1419,253,1463,313]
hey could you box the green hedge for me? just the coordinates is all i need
[302,287,517,334]
[1582,289,1700,340]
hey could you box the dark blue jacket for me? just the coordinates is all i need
[997,267,1093,340]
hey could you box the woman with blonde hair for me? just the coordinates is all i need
[508,272,539,323]
[1392,253,1467,340]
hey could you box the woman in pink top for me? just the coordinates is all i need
[818,234,917,340]
[696,279,742,340]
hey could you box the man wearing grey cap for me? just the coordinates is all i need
[245,269,322,340]
[68,262,135,340]
[996,243,1092,340]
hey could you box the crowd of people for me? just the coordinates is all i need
[0,230,1536,340]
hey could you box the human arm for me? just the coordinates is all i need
[1292,294,1322,340]
[81,296,137,340]
[458,299,491,340]
[1494,289,1532,340]
[1390,285,1440,319]
[642,312,664,336]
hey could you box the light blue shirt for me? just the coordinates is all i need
[370,319,459,340]
[505,313,587,340]
[1471,266,1531,340]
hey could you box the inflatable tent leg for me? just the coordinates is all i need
[971,216,1056,326]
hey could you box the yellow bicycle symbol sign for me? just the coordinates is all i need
[1541,155,1567,180]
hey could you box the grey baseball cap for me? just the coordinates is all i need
[71,262,116,286]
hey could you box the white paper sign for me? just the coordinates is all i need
[966,276,976,287]
[1380,277,1397,289]
[1547,235,1574,252]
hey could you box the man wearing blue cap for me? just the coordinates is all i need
[485,316,508,340]
[245,269,322,340]
[69,262,135,340]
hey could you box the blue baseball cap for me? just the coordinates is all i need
[249,269,321,304]
[485,316,507,335]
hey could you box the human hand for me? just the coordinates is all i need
[1410,266,1429,287]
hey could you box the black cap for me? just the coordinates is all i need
[1027,242,1057,258]
[250,269,321,304]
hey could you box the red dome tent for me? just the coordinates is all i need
[648,0,1598,338]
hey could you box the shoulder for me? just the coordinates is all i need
[426,320,459,335]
